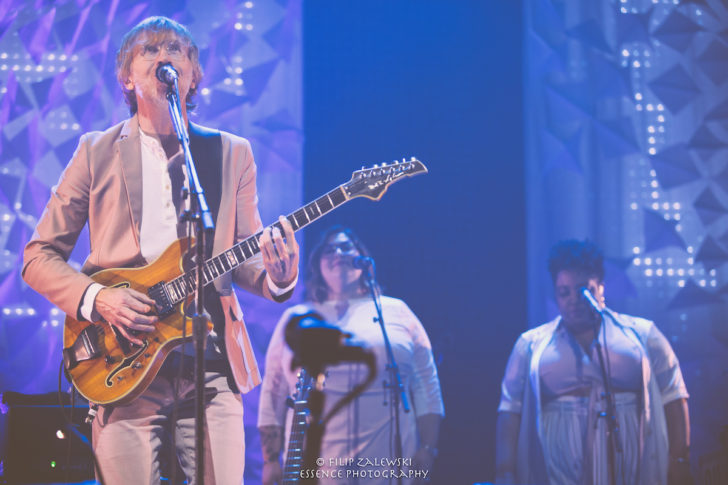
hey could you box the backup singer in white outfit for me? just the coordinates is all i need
[258,226,444,485]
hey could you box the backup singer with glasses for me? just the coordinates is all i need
[258,226,444,485]
[495,240,691,485]
[22,16,299,484]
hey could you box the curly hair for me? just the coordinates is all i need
[547,239,604,283]
[305,225,379,303]
[115,16,203,115]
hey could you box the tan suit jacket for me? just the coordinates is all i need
[23,115,288,393]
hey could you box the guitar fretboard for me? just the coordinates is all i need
[164,186,348,304]
[282,400,309,483]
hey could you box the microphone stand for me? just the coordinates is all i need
[361,260,409,485]
[165,75,215,485]
[285,313,378,484]
[582,291,622,485]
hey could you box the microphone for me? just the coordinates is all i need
[352,256,374,269]
[284,311,375,373]
[156,62,178,85]
[579,287,602,315]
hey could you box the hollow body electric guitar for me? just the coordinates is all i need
[62,159,427,406]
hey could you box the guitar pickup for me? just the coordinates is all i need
[63,324,101,370]
[148,281,174,316]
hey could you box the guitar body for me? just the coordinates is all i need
[63,237,212,406]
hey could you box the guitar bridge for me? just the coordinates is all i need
[148,281,174,316]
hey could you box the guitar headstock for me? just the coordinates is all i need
[291,368,314,402]
[343,157,428,201]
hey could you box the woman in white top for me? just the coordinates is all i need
[495,239,691,485]
[258,226,444,485]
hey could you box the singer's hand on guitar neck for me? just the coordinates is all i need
[92,287,158,345]
[260,215,299,288]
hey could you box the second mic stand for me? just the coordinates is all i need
[590,309,623,485]
[361,260,409,485]
[286,313,377,484]
[165,78,215,485]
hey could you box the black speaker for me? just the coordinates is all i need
[1,392,95,484]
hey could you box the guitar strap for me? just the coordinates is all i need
[188,122,222,245]
[188,124,240,393]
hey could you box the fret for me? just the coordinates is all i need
[173,279,184,299]
[226,250,238,267]
[316,194,333,213]
[329,187,346,206]
[167,283,179,302]
[313,199,324,217]
[215,256,227,273]
[241,240,253,259]
[304,204,316,222]
[233,244,246,262]
[214,257,227,274]
[202,266,213,285]
[287,213,299,231]
[169,280,179,303]
[305,204,316,221]
[249,235,260,253]
[293,209,308,228]
[201,264,212,282]
[307,200,322,219]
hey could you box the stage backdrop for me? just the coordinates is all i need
[525,0,728,471]
[0,0,301,482]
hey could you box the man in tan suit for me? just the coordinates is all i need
[22,16,299,484]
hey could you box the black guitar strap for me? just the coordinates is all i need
[187,124,240,393]
[188,122,222,248]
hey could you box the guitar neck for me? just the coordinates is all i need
[164,185,349,304]
[282,400,309,484]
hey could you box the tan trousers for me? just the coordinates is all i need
[92,357,245,485]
